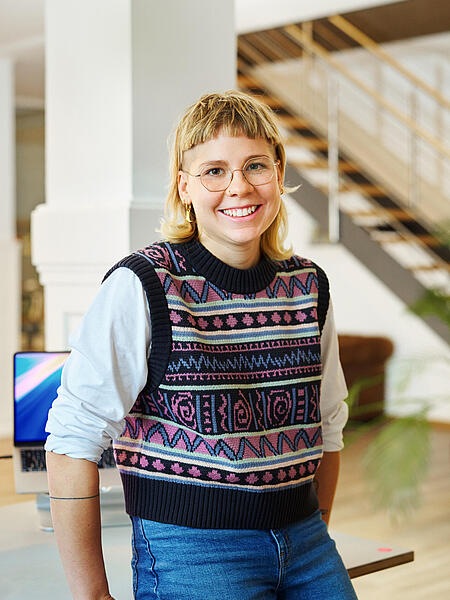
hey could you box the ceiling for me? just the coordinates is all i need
[1,0,448,111]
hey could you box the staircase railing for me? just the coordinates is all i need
[278,22,450,245]
[238,17,450,288]
[327,15,450,111]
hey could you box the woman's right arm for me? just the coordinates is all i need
[45,267,151,599]
[46,452,114,600]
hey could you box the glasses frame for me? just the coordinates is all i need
[182,156,280,192]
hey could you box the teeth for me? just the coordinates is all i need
[222,205,258,217]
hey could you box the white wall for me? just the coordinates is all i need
[44,0,133,208]
[235,0,407,34]
[0,59,21,438]
[283,195,450,423]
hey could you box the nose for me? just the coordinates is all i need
[226,168,253,194]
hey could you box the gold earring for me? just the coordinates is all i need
[280,185,284,195]
[185,203,195,223]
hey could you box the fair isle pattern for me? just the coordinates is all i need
[112,241,325,494]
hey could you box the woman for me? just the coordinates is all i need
[46,90,357,599]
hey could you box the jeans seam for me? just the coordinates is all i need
[131,518,139,597]
[135,517,160,599]
[270,530,284,591]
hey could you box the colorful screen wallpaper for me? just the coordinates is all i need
[14,352,69,444]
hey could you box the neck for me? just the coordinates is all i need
[181,237,277,294]
[198,233,261,270]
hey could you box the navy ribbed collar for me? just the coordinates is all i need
[179,239,277,294]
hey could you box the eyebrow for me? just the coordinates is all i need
[196,154,272,170]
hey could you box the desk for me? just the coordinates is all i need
[332,531,414,579]
[0,502,413,599]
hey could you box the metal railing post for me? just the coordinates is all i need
[302,21,314,119]
[328,69,340,242]
[408,86,419,208]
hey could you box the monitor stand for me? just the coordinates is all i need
[36,486,129,531]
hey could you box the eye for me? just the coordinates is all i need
[203,167,225,177]
[246,160,270,172]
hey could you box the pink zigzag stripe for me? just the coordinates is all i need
[125,419,321,460]
[157,273,318,303]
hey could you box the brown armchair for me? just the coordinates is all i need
[338,335,394,420]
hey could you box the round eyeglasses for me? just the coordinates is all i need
[182,156,280,192]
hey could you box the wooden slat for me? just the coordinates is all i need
[237,73,263,89]
[284,136,329,149]
[314,21,351,51]
[290,158,358,172]
[248,94,284,109]
[265,29,304,58]
[407,264,450,272]
[238,38,268,65]
[338,162,359,173]
[276,114,309,128]
[341,183,387,195]
[318,183,390,196]
[237,58,255,74]
[248,31,288,62]
[347,209,411,219]
[370,232,444,247]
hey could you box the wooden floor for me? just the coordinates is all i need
[333,426,450,599]
[1,428,449,598]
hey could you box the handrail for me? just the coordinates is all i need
[283,24,450,159]
[328,15,450,111]
[237,45,449,269]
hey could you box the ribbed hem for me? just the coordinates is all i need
[120,474,319,529]
[181,239,278,294]
[103,254,171,393]
[312,263,330,334]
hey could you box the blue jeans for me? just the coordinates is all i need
[130,509,358,599]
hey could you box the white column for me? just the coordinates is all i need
[0,58,21,437]
[32,0,236,349]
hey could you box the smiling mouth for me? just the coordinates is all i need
[220,205,261,218]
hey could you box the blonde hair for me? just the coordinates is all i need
[160,90,293,260]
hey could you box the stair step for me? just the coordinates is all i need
[370,232,443,246]
[284,136,329,149]
[276,114,310,128]
[407,264,450,272]
[290,159,358,172]
[370,232,444,247]
[347,208,415,221]
[318,183,388,196]
[341,183,387,195]
[249,94,285,109]
[237,74,264,89]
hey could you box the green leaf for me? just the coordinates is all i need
[344,373,384,415]
[407,288,450,328]
[362,416,430,520]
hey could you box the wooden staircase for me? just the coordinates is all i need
[237,21,450,343]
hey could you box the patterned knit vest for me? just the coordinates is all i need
[103,239,330,529]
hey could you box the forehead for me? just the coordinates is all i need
[183,133,274,167]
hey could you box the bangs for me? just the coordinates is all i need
[177,92,280,160]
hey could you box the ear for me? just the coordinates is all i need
[276,162,284,193]
[178,170,190,204]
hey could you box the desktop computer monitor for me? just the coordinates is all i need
[13,351,121,494]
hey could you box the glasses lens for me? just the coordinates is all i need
[244,158,274,186]
[199,158,275,191]
[200,167,230,192]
